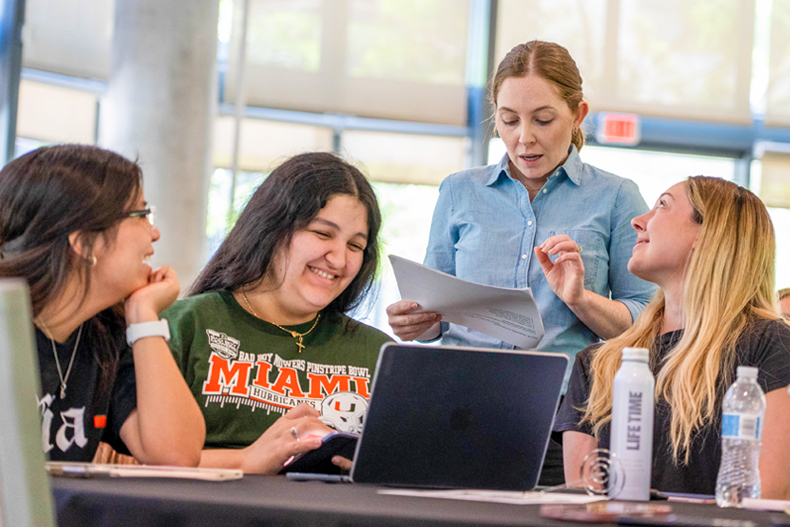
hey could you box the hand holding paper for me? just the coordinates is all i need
[389,255,544,349]
[386,301,442,341]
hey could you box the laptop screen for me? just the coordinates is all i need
[351,343,567,490]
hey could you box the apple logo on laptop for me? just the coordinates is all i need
[450,405,477,431]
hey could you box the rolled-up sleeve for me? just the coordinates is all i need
[608,179,657,322]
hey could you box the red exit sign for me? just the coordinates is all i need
[595,112,641,146]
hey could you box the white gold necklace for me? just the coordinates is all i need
[39,320,83,400]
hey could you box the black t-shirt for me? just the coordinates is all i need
[555,318,790,494]
[36,318,137,461]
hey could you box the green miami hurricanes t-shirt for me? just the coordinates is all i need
[163,291,392,449]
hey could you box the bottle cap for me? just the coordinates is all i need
[736,366,758,379]
[622,347,649,362]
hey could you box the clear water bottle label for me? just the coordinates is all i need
[721,413,762,440]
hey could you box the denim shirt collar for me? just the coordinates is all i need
[487,145,583,187]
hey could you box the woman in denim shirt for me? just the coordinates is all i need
[389,40,655,360]
[387,40,656,484]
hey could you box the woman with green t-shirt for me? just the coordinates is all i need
[164,152,391,474]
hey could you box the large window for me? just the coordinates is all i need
[354,182,440,333]
[577,146,737,205]
[750,156,790,291]
[223,0,470,125]
[12,0,790,326]
[212,116,334,172]
[21,0,113,79]
[16,80,98,145]
[340,130,467,185]
[207,117,335,253]
[496,0,754,122]
[766,0,790,125]
[767,207,790,291]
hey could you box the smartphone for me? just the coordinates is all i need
[279,431,358,475]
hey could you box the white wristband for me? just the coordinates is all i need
[126,320,170,346]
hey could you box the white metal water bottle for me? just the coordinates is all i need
[610,347,655,500]
[715,366,766,508]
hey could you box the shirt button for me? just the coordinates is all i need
[521,254,527,260]
[527,220,533,226]
[543,188,548,194]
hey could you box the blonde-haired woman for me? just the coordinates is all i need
[555,176,790,497]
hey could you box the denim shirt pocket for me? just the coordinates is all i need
[548,229,607,290]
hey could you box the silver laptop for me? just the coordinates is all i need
[349,342,568,490]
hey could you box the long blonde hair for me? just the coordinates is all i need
[582,176,777,464]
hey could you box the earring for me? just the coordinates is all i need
[91,256,97,266]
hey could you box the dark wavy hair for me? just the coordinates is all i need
[190,152,381,318]
[0,144,144,392]
[0,144,143,313]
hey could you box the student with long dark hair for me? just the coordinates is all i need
[0,144,205,464]
[164,152,391,474]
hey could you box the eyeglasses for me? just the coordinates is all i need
[127,205,156,227]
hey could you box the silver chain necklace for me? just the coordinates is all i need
[39,320,83,400]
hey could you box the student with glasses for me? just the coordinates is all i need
[127,205,156,226]
[0,144,205,465]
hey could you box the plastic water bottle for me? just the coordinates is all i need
[610,347,655,501]
[715,366,766,508]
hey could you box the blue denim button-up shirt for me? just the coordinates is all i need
[424,147,657,375]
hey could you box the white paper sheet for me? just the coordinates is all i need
[377,488,605,505]
[389,255,544,349]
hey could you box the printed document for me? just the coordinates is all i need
[389,255,544,348]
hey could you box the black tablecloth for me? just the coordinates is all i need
[51,475,787,527]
